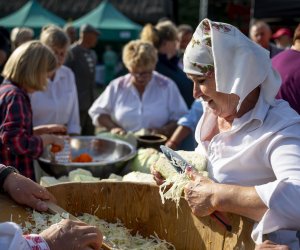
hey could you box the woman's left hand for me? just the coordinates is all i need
[34,124,67,135]
[184,168,218,217]
[3,173,56,211]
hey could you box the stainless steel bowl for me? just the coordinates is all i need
[38,136,136,178]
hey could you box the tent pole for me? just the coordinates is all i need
[199,0,208,21]
[249,0,256,34]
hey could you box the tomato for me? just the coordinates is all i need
[72,153,93,162]
[51,144,62,153]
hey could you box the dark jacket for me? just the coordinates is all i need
[156,53,194,108]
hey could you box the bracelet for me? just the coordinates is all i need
[0,166,19,193]
[24,234,50,250]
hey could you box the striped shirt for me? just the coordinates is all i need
[0,81,43,180]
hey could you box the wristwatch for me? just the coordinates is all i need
[0,166,19,192]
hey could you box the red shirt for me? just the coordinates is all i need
[0,82,43,180]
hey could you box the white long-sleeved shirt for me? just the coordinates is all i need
[89,71,188,132]
[195,93,300,249]
[0,222,49,250]
[30,65,81,134]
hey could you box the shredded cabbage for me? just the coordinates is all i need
[155,151,208,216]
[79,213,174,250]
[159,173,189,206]
[21,211,174,250]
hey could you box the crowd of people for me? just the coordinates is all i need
[0,16,300,249]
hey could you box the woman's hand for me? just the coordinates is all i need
[40,219,103,250]
[110,127,126,135]
[34,124,67,135]
[184,167,218,217]
[2,172,56,211]
[150,165,166,186]
[40,134,65,149]
[255,240,289,250]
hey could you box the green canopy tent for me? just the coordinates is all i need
[0,0,66,35]
[73,0,142,41]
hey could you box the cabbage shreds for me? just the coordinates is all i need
[21,211,174,250]
[22,210,70,234]
[159,173,189,207]
[78,213,175,250]
[153,151,208,214]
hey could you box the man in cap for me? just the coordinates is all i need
[65,24,100,135]
[272,27,292,49]
[250,20,283,58]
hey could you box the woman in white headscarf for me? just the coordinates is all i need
[181,19,300,248]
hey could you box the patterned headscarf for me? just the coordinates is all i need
[184,19,281,110]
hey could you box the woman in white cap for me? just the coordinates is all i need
[157,19,300,248]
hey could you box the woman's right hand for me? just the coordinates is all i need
[184,167,217,217]
[40,219,103,250]
[40,134,65,149]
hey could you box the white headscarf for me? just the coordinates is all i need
[183,19,281,110]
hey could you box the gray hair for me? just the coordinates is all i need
[40,25,69,48]
[10,27,34,50]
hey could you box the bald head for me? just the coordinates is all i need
[250,21,272,49]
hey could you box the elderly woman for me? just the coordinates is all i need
[0,41,64,180]
[89,40,187,138]
[157,19,300,248]
[30,25,80,135]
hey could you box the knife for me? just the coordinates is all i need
[160,145,193,173]
[46,201,118,250]
[160,146,232,232]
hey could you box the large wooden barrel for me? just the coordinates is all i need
[0,182,255,249]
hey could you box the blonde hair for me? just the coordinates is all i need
[2,40,57,91]
[10,27,34,50]
[122,40,157,71]
[40,25,69,48]
[140,21,178,49]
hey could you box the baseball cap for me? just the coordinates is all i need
[80,24,100,35]
[272,28,292,39]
